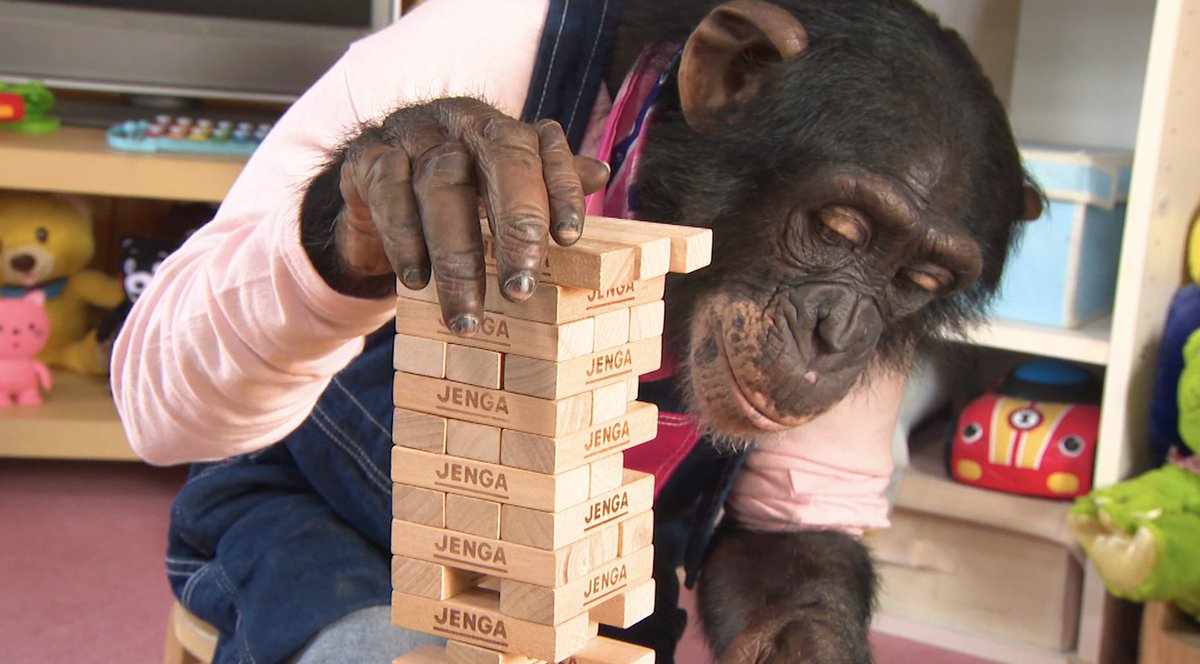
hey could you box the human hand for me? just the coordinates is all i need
[312,97,609,335]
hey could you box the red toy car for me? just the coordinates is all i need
[949,359,1101,499]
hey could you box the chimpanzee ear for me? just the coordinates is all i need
[1020,184,1045,221]
[679,0,809,129]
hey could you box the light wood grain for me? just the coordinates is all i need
[391,520,591,587]
[390,588,596,662]
[395,298,595,362]
[500,470,655,550]
[391,446,591,512]
[500,402,659,475]
[394,372,593,438]
[502,338,662,400]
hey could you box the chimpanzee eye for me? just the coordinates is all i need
[816,206,869,248]
[35,227,49,243]
[1058,435,1086,457]
[899,264,953,293]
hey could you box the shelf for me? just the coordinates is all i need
[0,372,138,461]
[962,316,1111,366]
[873,611,1076,664]
[0,125,245,203]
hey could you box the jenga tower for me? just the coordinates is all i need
[390,216,712,664]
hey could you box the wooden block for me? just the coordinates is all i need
[617,510,653,557]
[394,408,449,453]
[589,578,656,630]
[500,402,659,475]
[399,276,667,325]
[592,307,630,352]
[446,493,502,539]
[395,333,448,378]
[396,297,594,362]
[392,555,482,600]
[626,376,639,401]
[446,344,503,389]
[586,216,713,274]
[393,644,452,664]
[391,588,597,662]
[481,220,637,291]
[393,483,446,528]
[446,420,502,464]
[579,218,672,280]
[591,382,628,425]
[392,520,592,587]
[501,470,655,550]
[587,524,620,569]
[394,372,593,438]
[560,635,655,664]
[589,453,624,499]
[392,446,591,512]
[627,300,664,343]
[445,639,546,664]
[499,546,655,625]
[502,337,662,400]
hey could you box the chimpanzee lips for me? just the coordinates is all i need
[715,333,791,433]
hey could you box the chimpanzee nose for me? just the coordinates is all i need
[9,254,35,274]
[801,284,882,355]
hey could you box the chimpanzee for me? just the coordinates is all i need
[118,0,1038,662]
[298,0,1036,660]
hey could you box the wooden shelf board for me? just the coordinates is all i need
[0,125,245,203]
[962,316,1111,366]
[0,372,138,461]
[873,610,1077,664]
[898,422,1078,547]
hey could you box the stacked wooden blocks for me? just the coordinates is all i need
[390,216,711,664]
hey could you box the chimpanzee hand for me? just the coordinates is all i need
[301,97,609,334]
[698,525,878,664]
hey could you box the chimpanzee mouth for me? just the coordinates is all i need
[715,333,791,433]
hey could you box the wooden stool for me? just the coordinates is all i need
[163,601,218,664]
[1140,602,1200,664]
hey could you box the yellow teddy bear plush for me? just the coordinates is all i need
[0,191,124,374]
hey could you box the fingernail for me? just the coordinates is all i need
[503,272,536,299]
[400,267,425,289]
[448,313,479,335]
[553,217,581,238]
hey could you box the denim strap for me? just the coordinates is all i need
[520,0,622,151]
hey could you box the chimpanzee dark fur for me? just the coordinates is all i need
[699,526,878,662]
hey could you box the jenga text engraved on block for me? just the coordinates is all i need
[500,470,654,550]
[391,447,592,512]
[394,372,593,438]
[499,402,659,475]
[390,589,597,662]
[391,520,592,587]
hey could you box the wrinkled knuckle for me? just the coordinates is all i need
[497,215,546,245]
[415,143,473,187]
[478,115,538,150]
[432,250,485,283]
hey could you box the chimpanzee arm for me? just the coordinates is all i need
[698,522,878,664]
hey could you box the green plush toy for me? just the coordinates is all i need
[1068,329,1200,620]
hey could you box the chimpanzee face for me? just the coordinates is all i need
[633,0,1036,441]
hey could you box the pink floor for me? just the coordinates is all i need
[0,459,991,663]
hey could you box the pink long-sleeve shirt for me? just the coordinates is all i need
[111,0,900,538]
[112,0,551,465]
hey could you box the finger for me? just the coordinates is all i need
[535,119,587,246]
[575,155,611,196]
[445,99,550,302]
[335,135,393,279]
[411,139,487,335]
[361,150,430,290]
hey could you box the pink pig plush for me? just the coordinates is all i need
[0,290,53,406]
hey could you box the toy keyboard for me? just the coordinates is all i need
[106,115,272,156]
